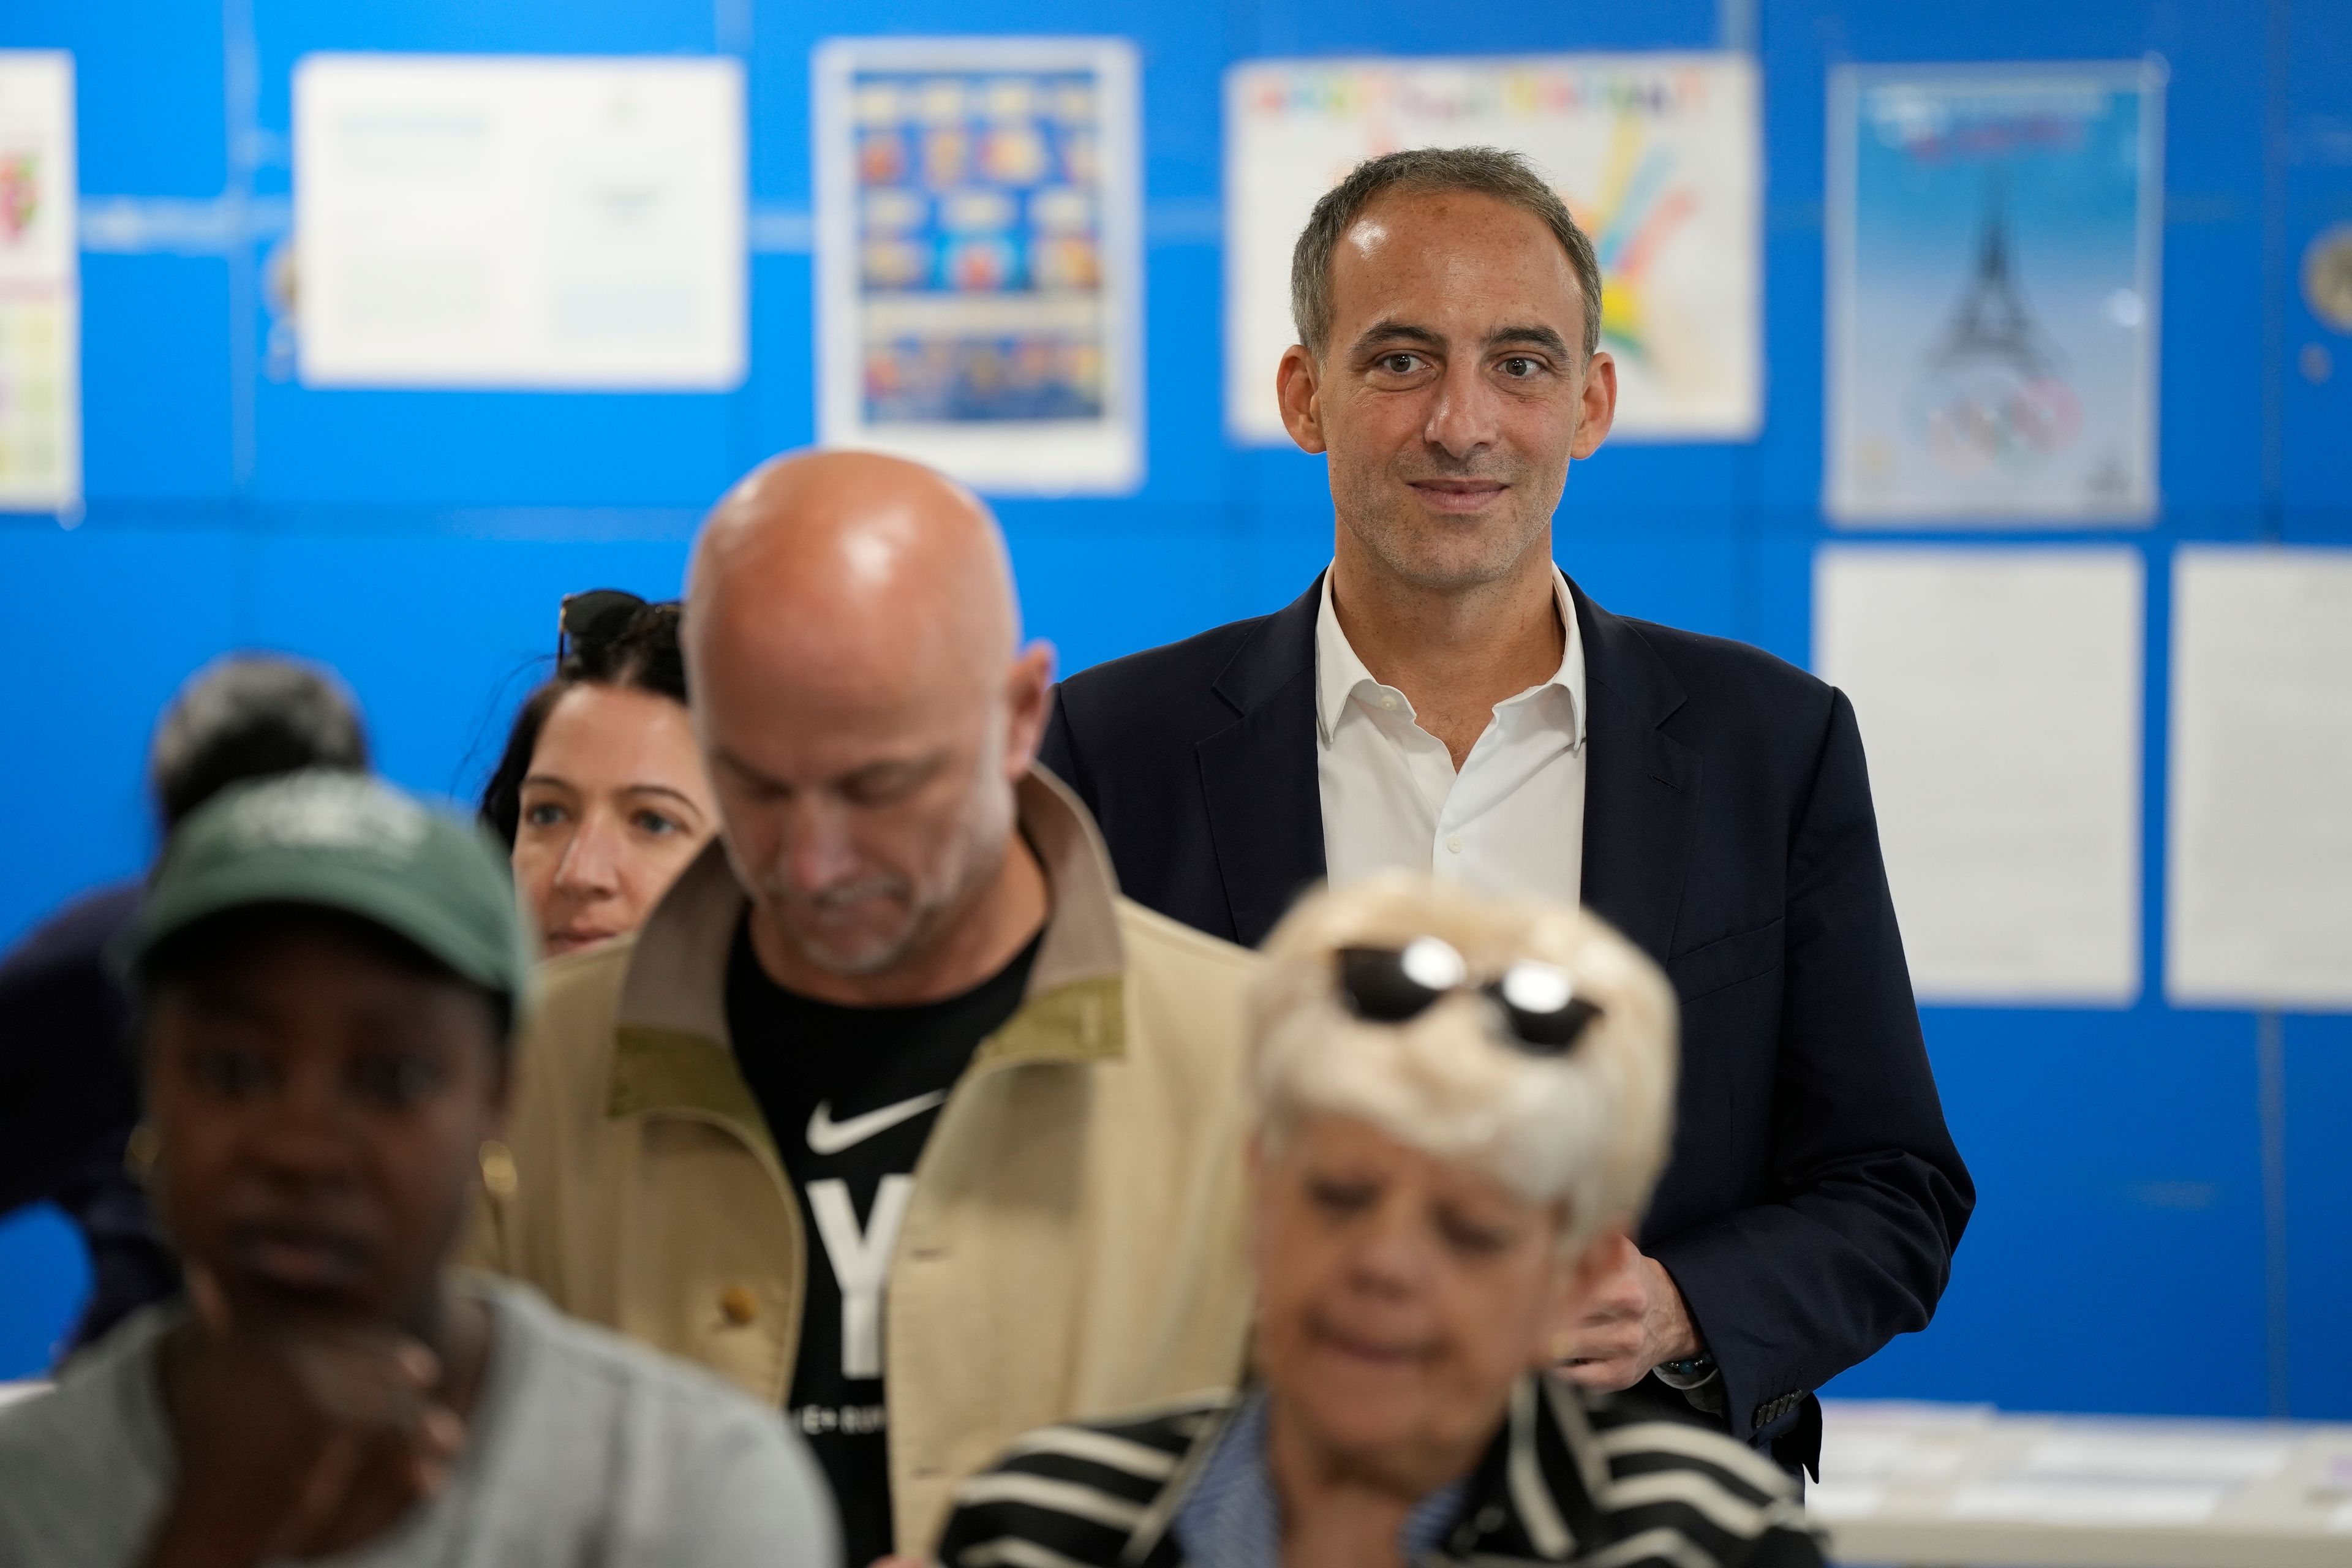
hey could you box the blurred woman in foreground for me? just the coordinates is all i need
[931,874,1826,1568]
[481,590,715,957]
[0,771,835,1567]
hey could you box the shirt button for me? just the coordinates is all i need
[1445,835,1464,854]
[719,1285,760,1325]
[1380,695,1398,710]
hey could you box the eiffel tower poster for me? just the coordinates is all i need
[1828,61,2165,524]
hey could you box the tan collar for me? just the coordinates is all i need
[608,766,1128,1124]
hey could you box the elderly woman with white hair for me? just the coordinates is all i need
[928,875,1825,1568]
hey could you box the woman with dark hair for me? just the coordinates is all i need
[481,590,716,959]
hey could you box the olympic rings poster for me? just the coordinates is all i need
[1827,61,2165,525]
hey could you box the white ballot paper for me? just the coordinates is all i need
[1815,546,2143,1003]
[295,55,745,389]
[0,50,80,510]
[2166,549,2352,1009]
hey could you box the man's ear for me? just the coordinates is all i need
[1569,349,1618,461]
[1276,343,1327,454]
[1003,641,1058,775]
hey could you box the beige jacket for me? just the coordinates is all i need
[468,769,1258,1552]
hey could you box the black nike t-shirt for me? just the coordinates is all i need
[725,915,1041,1568]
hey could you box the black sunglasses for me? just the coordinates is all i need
[558,589,653,661]
[1336,936,1604,1055]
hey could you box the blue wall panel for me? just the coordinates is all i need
[2,0,2345,1408]
[1,527,241,927]
[1825,1010,2271,1415]
[2285,1016,2352,1419]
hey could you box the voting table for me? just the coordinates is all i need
[1817,1401,2352,1567]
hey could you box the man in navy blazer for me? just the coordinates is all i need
[1040,149,1970,1477]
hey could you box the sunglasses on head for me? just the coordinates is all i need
[1336,935,1604,1055]
[558,589,660,661]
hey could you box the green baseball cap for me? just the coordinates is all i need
[125,770,535,1026]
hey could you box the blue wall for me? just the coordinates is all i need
[3,0,2347,1414]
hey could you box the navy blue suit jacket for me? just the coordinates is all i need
[1040,575,1973,1474]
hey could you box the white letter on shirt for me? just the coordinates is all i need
[807,1175,914,1379]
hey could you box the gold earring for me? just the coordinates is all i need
[124,1123,160,1183]
[478,1140,519,1199]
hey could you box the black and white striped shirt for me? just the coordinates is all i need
[933,1374,1826,1567]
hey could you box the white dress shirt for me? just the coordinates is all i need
[1315,565,1588,902]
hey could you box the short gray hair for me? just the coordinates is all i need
[1249,874,1676,1253]
[1289,146,1605,362]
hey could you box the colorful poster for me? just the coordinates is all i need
[295,55,745,389]
[813,38,1142,496]
[1828,61,2165,524]
[0,51,79,513]
[1224,54,1759,445]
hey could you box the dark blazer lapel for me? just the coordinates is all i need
[1198,576,1328,948]
[1572,579,1702,965]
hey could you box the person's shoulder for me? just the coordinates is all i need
[1112,898,1258,1081]
[939,1393,1235,1568]
[511,934,635,1085]
[1051,605,1308,761]
[535,930,636,1016]
[1570,1385,1825,1565]
[1058,611,1283,706]
[0,880,140,987]
[0,1310,173,1550]
[1115,896,1259,979]
[1607,611,1831,715]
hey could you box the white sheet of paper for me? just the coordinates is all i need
[1223,54,1758,445]
[2166,548,2352,1008]
[0,50,80,511]
[1948,1480,2225,1526]
[295,55,745,389]
[1815,547,2143,1003]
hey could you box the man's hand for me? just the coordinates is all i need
[1556,1233,1702,1392]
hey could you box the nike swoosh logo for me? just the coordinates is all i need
[806,1091,949,1156]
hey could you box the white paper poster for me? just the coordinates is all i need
[813,37,1143,496]
[1828,61,2165,524]
[1815,547,2143,1003]
[0,51,79,511]
[295,55,745,389]
[2166,549,2352,1009]
[1224,54,1759,446]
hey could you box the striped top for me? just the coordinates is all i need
[933,1374,1827,1568]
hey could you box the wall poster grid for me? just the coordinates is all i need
[813,37,1144,496]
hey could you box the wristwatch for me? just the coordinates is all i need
[1654,1353,1717,1387]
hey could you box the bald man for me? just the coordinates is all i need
[471,451,1259,1566]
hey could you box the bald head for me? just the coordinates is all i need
[684,449,1056,998]
[688,449,1019,689]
